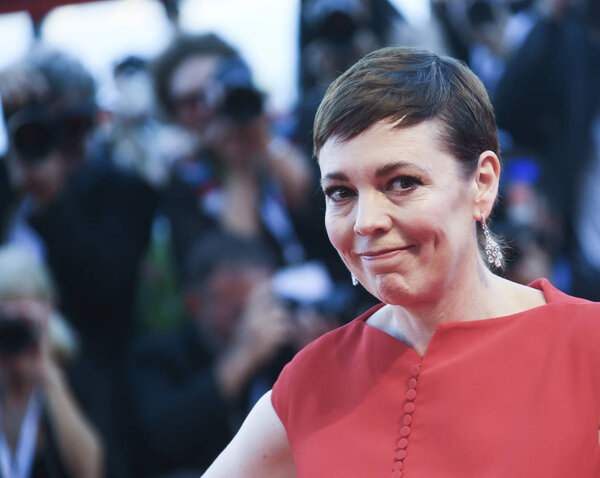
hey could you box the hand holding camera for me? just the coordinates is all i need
[234,279,295,367]
[216,279,295,400]
[204,114,270,173]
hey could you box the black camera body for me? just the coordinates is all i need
[0,313,39,356]
[214,57,264,125]
[7,103,94,164]
[304,0,360,44]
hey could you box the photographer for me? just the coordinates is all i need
[0,246,102,478]
[153,33,312,274]
[128,231,317,477]
[0,47,157,478]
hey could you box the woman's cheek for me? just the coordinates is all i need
[325,214,350,253]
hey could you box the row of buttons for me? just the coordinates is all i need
[392,364,421,477]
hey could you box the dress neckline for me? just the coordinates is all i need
[355,278,579,357]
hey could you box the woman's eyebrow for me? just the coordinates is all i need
[321,162,428,185]
[375,161,426,177]
[320,172,348,185]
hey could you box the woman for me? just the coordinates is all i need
[203,47,600,477]
[0,247,103,478]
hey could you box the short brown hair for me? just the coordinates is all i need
[313,46,499,175]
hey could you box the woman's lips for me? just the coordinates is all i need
[359,246,413,260]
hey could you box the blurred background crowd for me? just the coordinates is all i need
[0,0,598,476]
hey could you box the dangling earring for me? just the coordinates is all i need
[351,273,358,286]
[481,214,502,268]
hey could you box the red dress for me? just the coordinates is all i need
[272,279,600,477]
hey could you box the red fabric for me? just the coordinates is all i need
[272,279,600,477]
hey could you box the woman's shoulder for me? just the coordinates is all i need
[529,278,600,318]
[529,278,595,305]
[524,278,600,350]
[286,303,384,368]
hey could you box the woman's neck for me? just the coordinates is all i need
[380,266,546,356]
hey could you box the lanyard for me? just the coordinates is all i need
[0,388,42,478]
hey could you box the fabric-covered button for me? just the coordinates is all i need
[392,470,402,478]
[404,402,416,413]
[397,437,409,449]
[400,425,411,437]
[393,460,404,471]
[407,378,418,389]
[410,365,421,377]
[395,449,407,460]
[403,414,413,426]
[406,389,417,400]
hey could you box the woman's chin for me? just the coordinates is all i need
[368,274,420,306]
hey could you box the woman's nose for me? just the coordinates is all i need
[353,192,392,236]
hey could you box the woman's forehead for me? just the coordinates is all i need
[318,120,450,174]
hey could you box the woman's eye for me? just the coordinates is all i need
[389,176,422,191]
[324,186,355,202]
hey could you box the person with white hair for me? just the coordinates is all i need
[0,245,103,478]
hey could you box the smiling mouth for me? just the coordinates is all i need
[359,246,413,260]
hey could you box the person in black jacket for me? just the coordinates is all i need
[128,232,297,477]
[494,0,600,300]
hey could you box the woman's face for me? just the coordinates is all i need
[319,120,479,306]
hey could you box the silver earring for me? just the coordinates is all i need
[481,215,502,268]
[351,273,358,286]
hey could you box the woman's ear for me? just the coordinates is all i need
[471,150,501,219]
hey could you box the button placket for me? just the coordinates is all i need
[391,364,421,477]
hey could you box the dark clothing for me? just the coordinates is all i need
[495,14,600,219]
[159,156,216,278]
[161,152,307,276]
[494,13,600,299]
[27,161,157,360]
[0,159,17,240]
[128,325,239,477]
[29,408,70,478]
[16,159,157,478]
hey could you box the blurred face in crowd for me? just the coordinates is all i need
[10,150,70,206]
[193,264,271,342]
[7,100,90,205]
[319,119,479,307]
[170,54,221,134]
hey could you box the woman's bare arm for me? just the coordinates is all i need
[202,390,296,478]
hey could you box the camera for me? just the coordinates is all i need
[7,103,93,164]
[304,0,360,44]
[467,0,496,28]
[0,313,39,356]
[213,57,264,125]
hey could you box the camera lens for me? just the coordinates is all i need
[215,57,264,124]
[0,319,36,356]
[221,87,263,124]
[8,106,58,163]
[318,10,356,43]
